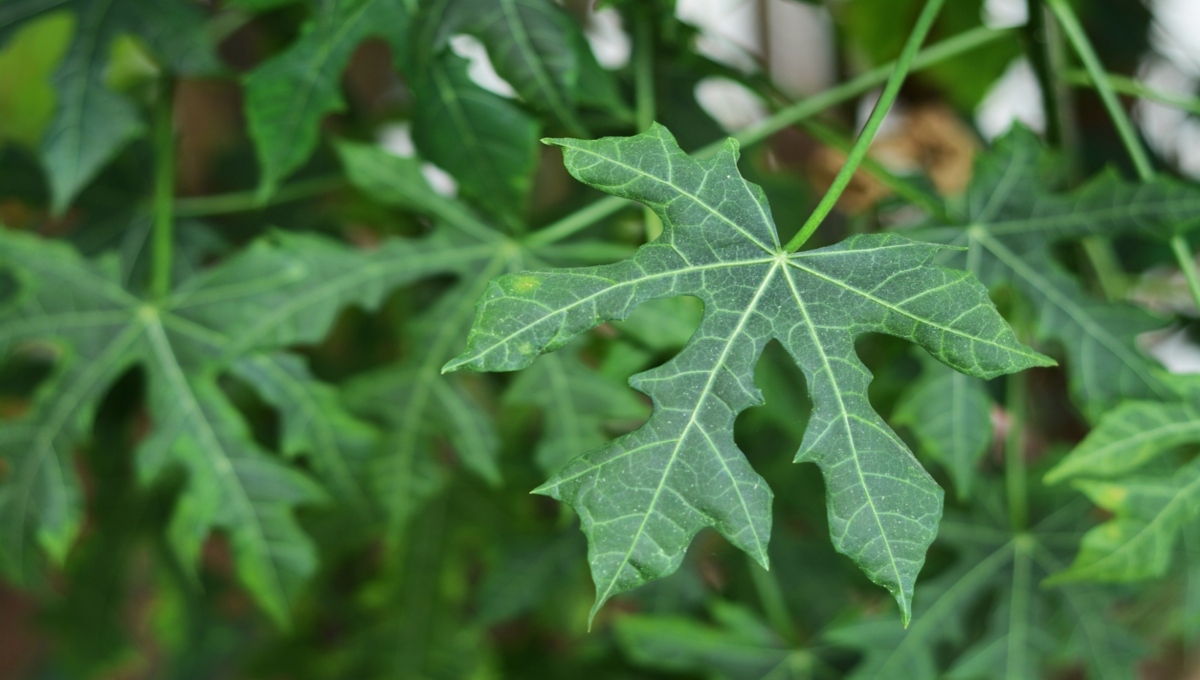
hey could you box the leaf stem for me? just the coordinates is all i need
[152,79,176,300]
[1046,0,1153,180]
[1049,0,1200,314]
[174,175,346,217]
[747,556,799,644]
[798,118,956,222]
[1032,6,1125,299]
[1171,235,1200,315]
[783,0,947,253]
[634,6,663,242]
[524,25,1013,249]
[1065,69,1200,117]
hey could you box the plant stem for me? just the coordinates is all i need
[747,556,799,644]
[1037,6,1125,299]
[1171,235,1200,315]
[174,175,346,217]
[1049,0,1200,314]
[1064,69,1200,117]
[152,79,176,300]
[1081,236,1127,299]
[783,0,947,253]
[1022,0,1062,148]
[798,118,955,222]
[524,25,1013,249]
[634,6,663,241]
[1046,0,1154,180]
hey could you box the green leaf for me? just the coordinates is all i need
[230,353,378,516]
[244,0,408,200]
[444,124,1050,622]
[409,50,540,228]
[33,0,219,212]
[1046,396,1200,584]
[1045,400,1200,483]
[506,346,648,475]
[0,227,465,624]
[0,11,72,147]
[434,0,598,136]
[831,498,1145,680]
[828,541,1012,679]
[338,140,515,540]
[893,355,994,500]
[614,602,803,680]
[910,126,1200,418]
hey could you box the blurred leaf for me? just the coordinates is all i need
[0,12,71,147]
[11,0,220,212]
[0,228,466,624]
[433,0,606,135]
[506,345,647,475]
[838,0,1018,109]
[615,602,805,680]
[893,354,994,500]
[244,0,409,200]
[909,126,1200,418]
[409,50,540,229]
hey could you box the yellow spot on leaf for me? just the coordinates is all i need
[511,275,541,294]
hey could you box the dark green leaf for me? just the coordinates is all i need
[244,0,409,199]
[445,124,1049,622]
[893,355,994,500]
[0,228,465,624]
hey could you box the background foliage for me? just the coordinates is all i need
[1,0,1200,678]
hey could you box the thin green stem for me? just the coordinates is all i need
[1047,0,1153,180]
[174,175,346,217]
[635,7,663,242]
[1081,236,1126,300]
[151,79,176,300]
[1171,235,1200,315]
[1022,0,1061,148]
[798,118,955,222]
[1037,6,1127,300]
[523,25,1013,249]
[1064,69,1200,118]
[1050,0,1200,314]
[747,556,799,644]
[784,0,947,253]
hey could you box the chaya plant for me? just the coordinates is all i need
[443,123,1050,624]
[5,0,1200,676]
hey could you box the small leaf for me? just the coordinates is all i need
[35,0,219,213]
[506,346,647,475]
[446,124,1049,622]
[244,0,409,199]
[410,50,539,227]
[435,0,592,135]
[1050,465,1200,584]
[615,602,796,679]
[893,355,993,500]
[1045,400,1200,483]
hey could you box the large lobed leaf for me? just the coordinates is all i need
[445,124,1049,622]
[0,226,470,624]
